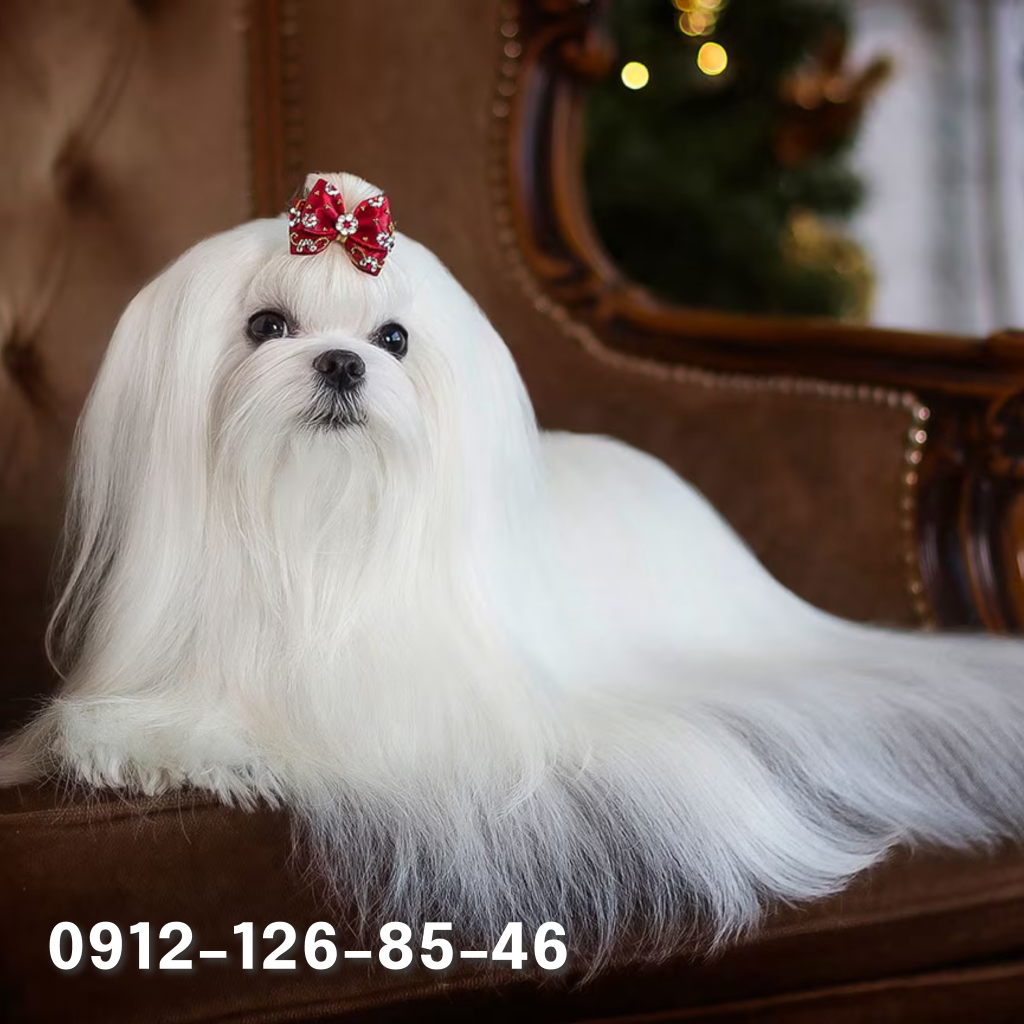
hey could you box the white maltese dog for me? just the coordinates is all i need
[3,172,1024,959]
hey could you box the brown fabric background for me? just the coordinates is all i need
[0,0,251,728]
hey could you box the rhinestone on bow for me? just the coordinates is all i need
[336,213,359,237]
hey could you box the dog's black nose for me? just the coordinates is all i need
[313,349,365,392]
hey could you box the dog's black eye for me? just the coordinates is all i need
[247,310,290,344]
[374,322,408,360]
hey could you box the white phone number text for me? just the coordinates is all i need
[49,920,568,971]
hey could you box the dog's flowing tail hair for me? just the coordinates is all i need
[285,620,1024,962]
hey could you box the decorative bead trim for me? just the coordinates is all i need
[488,0,934,629]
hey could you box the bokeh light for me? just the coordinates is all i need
[621,61,650,90]
[678,11,711,35]
[697,41,728,76]
[676,0,725,37]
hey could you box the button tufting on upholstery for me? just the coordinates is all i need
[0,0,266,735]
[2,333,44,400]
[53,148,96,204]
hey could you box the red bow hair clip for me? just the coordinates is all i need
[288,178,395,276]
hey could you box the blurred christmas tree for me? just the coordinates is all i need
[585,0,890,320]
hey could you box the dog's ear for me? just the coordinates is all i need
[45,242,229,689]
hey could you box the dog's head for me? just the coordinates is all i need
[95,172,528,467]
[51,173,541,681]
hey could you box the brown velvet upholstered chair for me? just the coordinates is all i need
[5,2,1024,1021]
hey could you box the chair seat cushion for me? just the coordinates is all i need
[3,782,1024,1023]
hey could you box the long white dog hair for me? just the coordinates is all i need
[4,171,1024,961]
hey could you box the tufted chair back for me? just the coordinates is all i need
[0,0,252,728]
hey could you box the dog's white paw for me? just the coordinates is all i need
[47,695,278,807]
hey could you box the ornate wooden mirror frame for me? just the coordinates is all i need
[492,0,1024,633]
